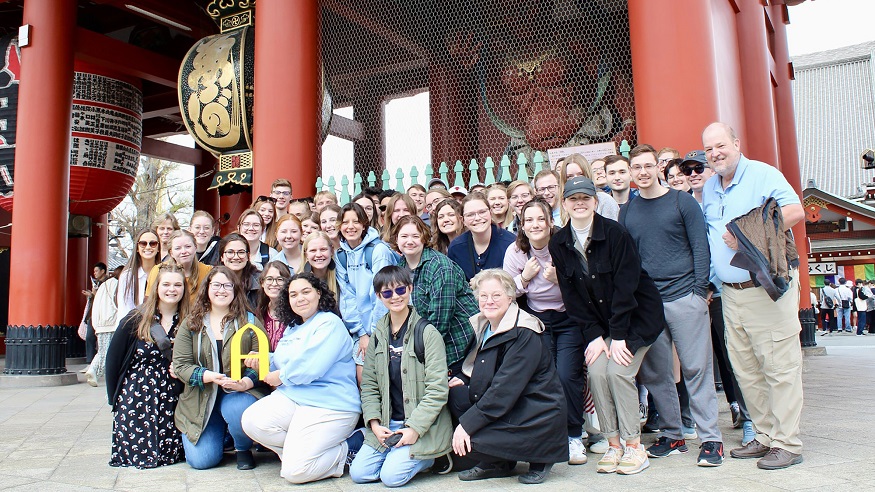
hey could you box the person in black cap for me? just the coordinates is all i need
[680,150,715,204]
[549,176,665,475]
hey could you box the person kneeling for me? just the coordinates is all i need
[241,273,361,484]
[349,266,453,487]
[449,269,568,484]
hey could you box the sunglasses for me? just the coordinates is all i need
[379,285,408,299]
[681,163,706,176]
[138,240,159,248]
[256,195,277,204]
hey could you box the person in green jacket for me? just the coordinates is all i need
[350,266,453,487]
[172,266,269,471]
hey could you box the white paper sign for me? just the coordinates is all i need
[547,142,618,170]
[808,262,837,275]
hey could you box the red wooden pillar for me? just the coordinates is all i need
[253,0,320,199]
[770,5,810,301]
[194,151,220,220]
[88,214,108,268]
[65,238,88,327]
[4,0,77,379]
[736,1,779,167]
[219,191,252,237]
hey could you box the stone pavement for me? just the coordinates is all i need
[0,333,873,491]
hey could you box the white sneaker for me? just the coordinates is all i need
[597,446,622,473]
[616,445,650,475]
[85,367,98,387]
[568,437,588,465]
[589,437,610,454]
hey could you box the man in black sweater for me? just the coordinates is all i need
[619,144,723,467]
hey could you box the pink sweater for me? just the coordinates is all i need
[502,242,566,313]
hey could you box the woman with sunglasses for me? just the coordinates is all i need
[350,266,452,487]
[317,204,343,251]
[172,266,268,471]
[394,215,477,377]
[303,231,341,301]
[106,261,189,468]
[219,233,261,309]
[430,198,465,255]
[255,261,292,352]
[189,211,222,266]
[447,193,516,282]
[272,214,304,273]
[556,153,620,220]
[252,196,279,248]
[117,229,160,319]
[237,209,271,271]
[241,273,361,484]
[146,230,212,304]
[337,203,397,382]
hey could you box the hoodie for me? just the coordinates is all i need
[335,227,398,337]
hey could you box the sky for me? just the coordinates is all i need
[786,0,875,56]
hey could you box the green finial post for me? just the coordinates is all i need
[484,156,496,185]
[453,160,464,187]
[533,151,545,175]
[367,171,377,188]
[315,176,324,192]
[395,168,405,192]
[340,175,350,204]
[353,173,363,195]
[381,169,391,190]
[620,139,631,158]
[438,161,449,186]
[499,155,512,182]
[327,175,337,200]
[516,153,529,182]
[468,159,480,187]
[424,163,434,185]
[409,166,419,185]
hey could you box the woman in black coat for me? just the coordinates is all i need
[548,177,664,475]
[448,268,567,485]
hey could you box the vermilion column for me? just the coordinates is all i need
[253,0,320,199]
[194,151,220,220]
[220,191,253,237]
[88,215,108,268]
[736,2,779,167]
[4,0,77,379]
[627,0,720,152]
[770,5,810,302]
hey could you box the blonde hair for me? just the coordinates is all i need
[136,261,189,342]
[251,197,278,247]
[470,268,516,299]
[556,153,594,183]
[486,184,513,229]
[314,190,338,208]
[302,231,339,299]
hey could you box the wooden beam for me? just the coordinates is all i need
[141,137,204,166]
[143,91,181,119]
[74,27,180,87]
[327,114,363,142]
[93,0,216,40]
[143,118,186,138]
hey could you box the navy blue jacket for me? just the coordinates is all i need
[447,224,517,281]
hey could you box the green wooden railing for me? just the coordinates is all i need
[316,141,631,204]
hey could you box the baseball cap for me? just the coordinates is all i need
[681,150,707,167]
[448,185,468,196]
[428,178,448,190]
[563,176,597,198]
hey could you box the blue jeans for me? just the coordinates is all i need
[856,311,868,335]
[183,390,257,469]
[838,307,853,331]
[349,421,434,487]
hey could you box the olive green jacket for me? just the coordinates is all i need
[360,307,452,459]
[172,313,268,444]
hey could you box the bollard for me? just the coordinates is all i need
[799,307,817,348]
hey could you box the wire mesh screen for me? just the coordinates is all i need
[320,0,636,186]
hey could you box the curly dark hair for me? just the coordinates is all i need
[274,272,339,326]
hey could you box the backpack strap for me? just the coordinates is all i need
[337,249,348,270]
[413,318,429,364]
[337,243,375,271]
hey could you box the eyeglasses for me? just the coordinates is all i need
[271,190,291,197]
[379,285,409,299]
[223,249,248,258]
[209,282,234,291]
[263,276,285,285]
[658,158,673,164]
[590,168,605,175]
[256,195,277,204]
[630,163,658,172]
[681,163,706,176]
[138,240,159,248]
[510,192,532,201]
[240,222,261,230]
[478,293,507,303]
[463,209,490,220]
[535,184,559,195]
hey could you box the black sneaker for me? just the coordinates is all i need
[646,436,688,458]
[432,454,454,475]
[236,450,256,470]
[697,441,724,467]
[642,411,660,433]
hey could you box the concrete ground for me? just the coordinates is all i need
[0,333,873,491]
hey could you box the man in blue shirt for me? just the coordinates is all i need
[701,122,805,470]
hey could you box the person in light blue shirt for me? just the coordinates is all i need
[241,273,361,484]
[700,122,805,471]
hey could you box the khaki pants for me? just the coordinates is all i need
[242,392,359,484]
[587,338,650,441]
[722,275,803,454]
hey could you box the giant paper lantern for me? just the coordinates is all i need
[0,34,142,216]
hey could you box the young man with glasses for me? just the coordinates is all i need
[270,179,293,216]
[620,144,724,467]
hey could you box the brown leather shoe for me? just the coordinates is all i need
[729,440,770,459]
[757,448,803,470]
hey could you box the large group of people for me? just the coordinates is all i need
[97,122,807,485]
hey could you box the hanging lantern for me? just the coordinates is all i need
[180,0,332,195]
[0,35,142,216]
